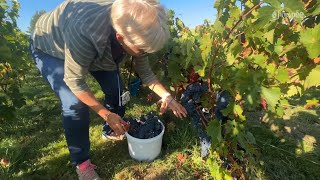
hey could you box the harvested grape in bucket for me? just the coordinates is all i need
[124,111,163,139]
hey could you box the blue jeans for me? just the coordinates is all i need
[30,47,125,166]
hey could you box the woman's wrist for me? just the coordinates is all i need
[161,92,171,102]
[102,111,113,122]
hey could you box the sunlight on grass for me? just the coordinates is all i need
[37,140,69,167]
[295,135,317,155]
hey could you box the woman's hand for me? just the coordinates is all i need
[103,113,128,135]
[160,96,187,118]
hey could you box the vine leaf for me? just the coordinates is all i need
[285,85,302,97]
[261,87,281,110]
[304,98,319,109]
[303,65,320,90]
[234,104,246,121]
[175,18,186,31]
[264,29,275,44]
[284,0,305,13]
[276,67,290,83]
[207,158,223,180]
[300,24,320,59]
[254,6,277,30]
[200,33,212,61]
[264,0,281,8]
[207,120,222,146]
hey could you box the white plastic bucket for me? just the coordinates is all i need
[125,120,165,162]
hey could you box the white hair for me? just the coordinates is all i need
[111,0,170,53]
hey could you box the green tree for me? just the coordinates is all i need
[28,10,46,33]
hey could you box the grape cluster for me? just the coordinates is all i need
[180,82,211,158]
[125,111,163,139]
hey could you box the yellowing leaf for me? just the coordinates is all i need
[285,85,301,97]
[227,52,236,65]
[264,29,275,44]
[303,65,320,90]
[234,104,246,121]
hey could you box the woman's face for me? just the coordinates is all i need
[116,33,147,57]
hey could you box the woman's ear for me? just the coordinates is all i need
[115,32,124,45]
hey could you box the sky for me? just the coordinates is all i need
[17,0,217,32]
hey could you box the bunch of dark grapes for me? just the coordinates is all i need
[180,82,211,157]
[125,111,163,139]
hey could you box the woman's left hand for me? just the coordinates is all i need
[160,96,187,118]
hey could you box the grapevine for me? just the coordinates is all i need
[166,0,320,178]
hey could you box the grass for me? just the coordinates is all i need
[1,68,319,179]
[247,88,320,179]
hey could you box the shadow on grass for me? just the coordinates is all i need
[247,88,320,179]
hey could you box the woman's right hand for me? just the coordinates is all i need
[104,113,128,135]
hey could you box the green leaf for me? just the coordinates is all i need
[251,54,268,68]
[266,64,276,76]
[229,39,242,57]
[300,24,320,59]
[280,99,289,106]
[261,87,281,110]
[194,65,206,77]
[246,132,256,144]
[264,0,281,8]
[264,29,275,44]
[276,106,284,117]
[275,39,284,55]
[234,104,246,121]
[223,171,233,180]
[207,158,223,180]
[0,45,12,59]
[283,0,305,13]
[226,52,236,65]
[213,20,224,34]
[207,120,222,146]
[230,7,241,19]
[237,133,248,152]
[304,65,320,90]
[226,120,242,137]
[200,33,212,60]
[176,18,186,30]
[168,60,184,83]
[254,6,277,29]
[311,3,320,16]
[276,67,289,83]
[281,43,299,56]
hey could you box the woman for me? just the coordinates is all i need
[30,0,187,179]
